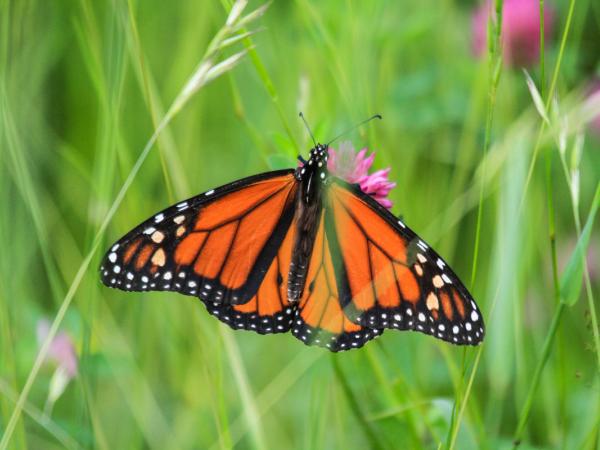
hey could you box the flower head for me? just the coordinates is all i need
[36,318,78,408]
[472,0,555,67]
[328,141,396,209]
[37,319,79,378]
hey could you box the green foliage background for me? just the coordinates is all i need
[1,0,599,449]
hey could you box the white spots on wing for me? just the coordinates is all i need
[438,324,445,331]
[393,314,402,321]
[141,276,149,283]
[143,227,156,235]
[151,230,165,243]
[442,273,452,284]
[113,265,121,274]
[432,275,444,288]
[108,252,117,263]
[320,172,325,179]
[205,189,215,196]
[436,258,445,269]
[453,325,459,334]
[111,244,119,252]
[178,272,186,279]
[406,308,413,316]
[173,215,185,224]
[417,253,427,264]
[126,272,134,280]
[177,201,188,210]
[398,220,406,228]
[466,322,472,331]
[417,240,428,251]
[471,310,479,321]
[154,213,165,223]
[418,312,426,322]
[163,271,172,280]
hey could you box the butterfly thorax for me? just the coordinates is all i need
[288,144,329,302]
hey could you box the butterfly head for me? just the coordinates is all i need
[296,144,329,203]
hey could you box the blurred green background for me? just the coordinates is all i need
[1,0,599,449]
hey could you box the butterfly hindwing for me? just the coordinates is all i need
[100,170,297,306]
[291,210,384,351]
[326,180,485,345]
[202,214,298,333]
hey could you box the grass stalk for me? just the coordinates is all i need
[447,1,504,447]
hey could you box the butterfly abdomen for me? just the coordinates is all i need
[287,180,323,303]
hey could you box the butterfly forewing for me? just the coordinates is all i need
[100,170,297,306]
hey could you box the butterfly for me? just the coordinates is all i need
[100,138,485,352]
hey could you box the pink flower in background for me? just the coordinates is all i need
[472,0,555,67]
[37,319,78,379]
[37,319,78,408]
[328,141,396,209]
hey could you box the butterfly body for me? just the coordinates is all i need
[100,143,485,351]
[288,144,329,303]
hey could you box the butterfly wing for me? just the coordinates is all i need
[291,210,384,351]
[325,179,485,345]
[100,170,298,306]
[202,213,297,334]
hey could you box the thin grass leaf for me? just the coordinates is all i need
[226,0,248,26]
[220,29,262,50]
[523,69,550,125]
[559,183,600,306]
[205,50,248,84]
[231,2,271,32]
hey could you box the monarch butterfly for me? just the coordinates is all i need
[100,120,485,351]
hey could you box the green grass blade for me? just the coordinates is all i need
[559,183,600,306]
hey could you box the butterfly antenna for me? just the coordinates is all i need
[299,112,317,147]
[326,114,382,147]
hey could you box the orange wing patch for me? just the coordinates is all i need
[194,177,290,230]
